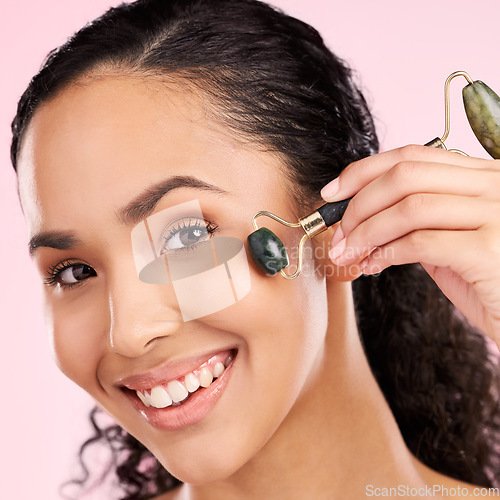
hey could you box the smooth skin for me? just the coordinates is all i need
[17,76,498,499]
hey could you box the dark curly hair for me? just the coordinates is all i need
[10,0,500,498]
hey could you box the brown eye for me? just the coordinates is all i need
[58,264,97,284]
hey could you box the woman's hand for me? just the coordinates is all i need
[321,144,500,348]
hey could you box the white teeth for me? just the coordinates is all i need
[185,372,201,393]
[136,390,151,407]
[199,367,213,387]
[167,380,189,403]
[135,353,235,408]
[149,386,172,408]
[213,362,225,378]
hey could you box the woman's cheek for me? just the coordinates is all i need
[248,267,328,387]
[44,289,107,392]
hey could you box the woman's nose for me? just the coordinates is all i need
[106,259,183,358]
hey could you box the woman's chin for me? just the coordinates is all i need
[157,452,246,486]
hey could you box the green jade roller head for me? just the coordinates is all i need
[247,198,351,279]
[425,70,500,159]
[249,70,500,280]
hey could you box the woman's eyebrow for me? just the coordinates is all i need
[116,175,229,226]
[28,176,228,256]
[29,231,80,256]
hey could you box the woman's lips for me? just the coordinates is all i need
[133,350,234,408]
[119,349,237,431]
[117,348,236,391]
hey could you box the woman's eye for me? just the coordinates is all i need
[45,262,97,288]
[160,218,217,254]
[59,264,96,284]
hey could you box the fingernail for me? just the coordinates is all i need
[320,178,339,200]
[329,237,346,261]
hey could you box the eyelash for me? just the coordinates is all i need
[162,218,219,253]
[170,219,217,238]
[44,218,219,290]
[44,259,91,289]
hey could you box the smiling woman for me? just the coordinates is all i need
[9,0,500,499]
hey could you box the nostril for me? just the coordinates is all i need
[108,311,183,357]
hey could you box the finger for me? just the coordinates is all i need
[358,229,500,342]
[339,161,499,237]
[356,229,486,280]
[320,144,499,202]
[329,195,495,265]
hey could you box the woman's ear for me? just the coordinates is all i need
[311,223,364,282]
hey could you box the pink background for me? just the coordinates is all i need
[1,0,498,497]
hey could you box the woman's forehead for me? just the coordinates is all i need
[17,76,287,234]
[20,77,226,179]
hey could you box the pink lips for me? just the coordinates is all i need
[117,349,235,391]
[117,349,237,431]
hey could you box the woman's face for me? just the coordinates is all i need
[17,76,335,483]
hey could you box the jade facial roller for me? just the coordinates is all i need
[425,70,500,158]
[247,198,351,279]
[248,70,500,280]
